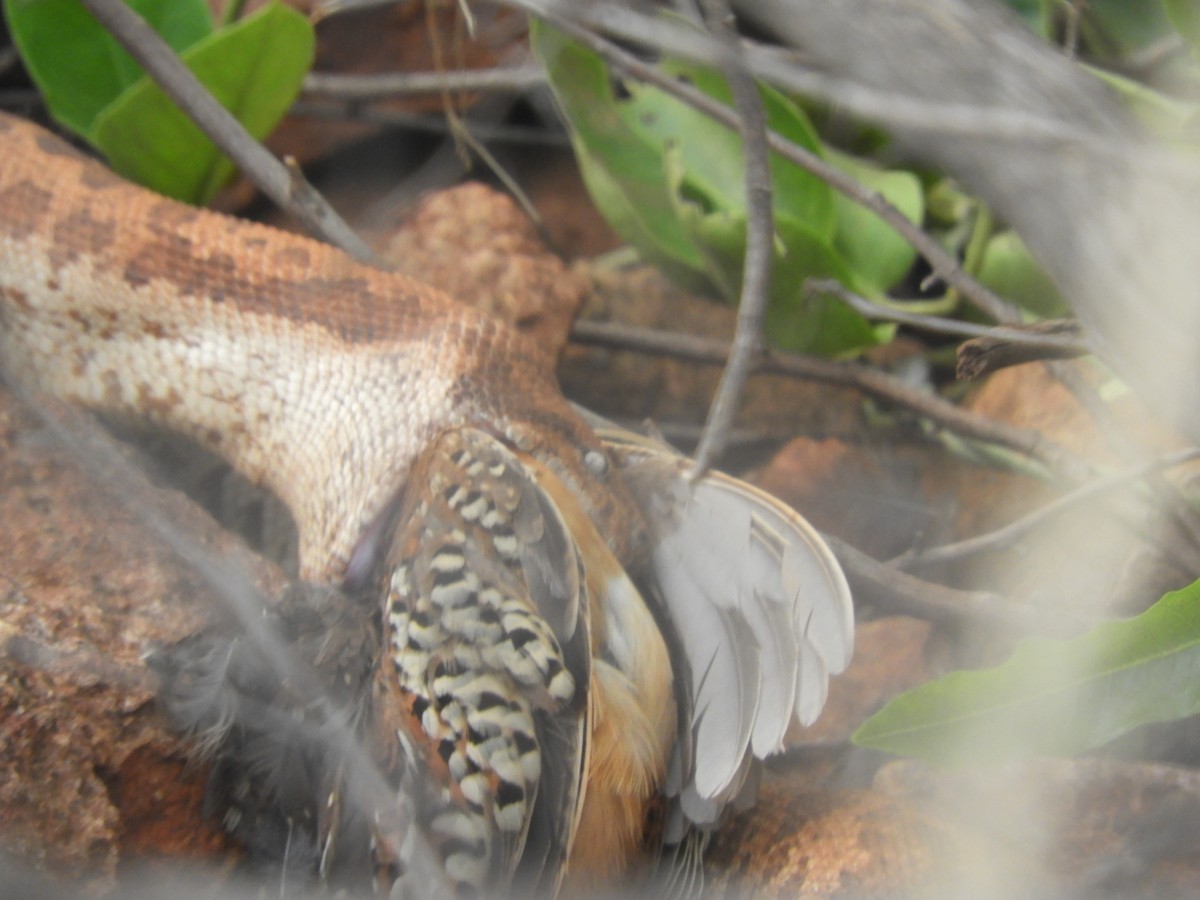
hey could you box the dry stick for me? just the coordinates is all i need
[292,100,568,146]
[303,65,547,100]
[814,273,1090,378]
[824,535,1105,636]
[806,279,1090,358]
[690,0,774,479]
[520,3,1016,324]
[810,284,1200,562]
[892,447,1200,570]
[1046,360,1200,563]
[570,319,1093,481]
[78,0,380,266]
[956,322,1090,380]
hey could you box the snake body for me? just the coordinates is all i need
[0,112,631,583]
[0,112,853,893]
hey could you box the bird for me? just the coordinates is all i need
[0,110,854,896]
[153,418,854,897]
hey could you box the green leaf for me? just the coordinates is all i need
[826,149,923,294]
[533,17,886,355]
[91,1,314,204]
[853,578,1200,766]
[531,20,711,290]
[666,146,888,355]
[635,56,836,243]
[5,0,212,136]
[1166,0,1200,54]
[1087,64,1199,138]
[977,230,1068,319]
[1001,0,1056,38]
[1085,0,1174,56]
[575,141,704,283]
[765,266,895,356]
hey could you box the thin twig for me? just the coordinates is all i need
[825,534,1105,636]
[303,65,547,100]
[292,100,569,146]
[690,0,774,479]
[523,3,1017,323]
[570,318,1093,481]
[892,447,1200,569]
[1062,0,1087,59]
[956,323,1090,379]
[78,0,380,265]
[1046,360,1200,562]
[805,279,1089,356]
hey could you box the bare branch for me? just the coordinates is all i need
[805,280,1090,366]
[690,0,774,478]
[570,318,1093,481]
[826,534,1105,637]
[517,0,1017,322]
[892,447,1200,569]
[303,65,546,100]
[956,321,1090,379]
[78,0,380,265]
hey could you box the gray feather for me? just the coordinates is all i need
[585,413,854,831]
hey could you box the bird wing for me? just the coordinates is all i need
[371,427,591,894]
[586,417,853,829]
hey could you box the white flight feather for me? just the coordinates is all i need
[584,414,854,828]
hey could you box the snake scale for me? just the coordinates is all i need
[0,111,853,895]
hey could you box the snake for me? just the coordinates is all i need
[0,111,853,895]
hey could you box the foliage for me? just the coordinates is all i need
[5,0,313,204]
[854,578,1200,765]
[977,231,1067,320]
[530,17,919,356]
[533,4,1200,766]
[8,0,1200,776]
[1165,0,1200,56]
[850,3,1200,764]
